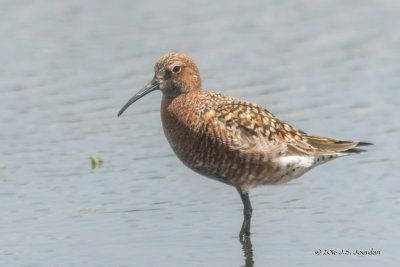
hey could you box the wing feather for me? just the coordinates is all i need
[199,92,370,156]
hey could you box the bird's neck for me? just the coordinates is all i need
[160,91,205,157]
[161,91,201,117]
[161,91,201,126]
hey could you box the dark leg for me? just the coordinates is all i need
[236,187,253,239]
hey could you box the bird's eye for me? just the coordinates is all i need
[172,66,182,73]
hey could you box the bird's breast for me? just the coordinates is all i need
[160,95,210,173]
[160,95,283,190]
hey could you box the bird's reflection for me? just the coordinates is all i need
[240,236,254,267]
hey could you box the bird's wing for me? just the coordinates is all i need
[199,93,367,156]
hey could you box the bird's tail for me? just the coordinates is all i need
[306,135,373,154]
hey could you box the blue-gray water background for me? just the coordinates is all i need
[1,0,399,266]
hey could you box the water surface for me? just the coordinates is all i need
[1,0,399,266]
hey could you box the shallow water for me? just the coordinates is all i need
[1,0,399,266]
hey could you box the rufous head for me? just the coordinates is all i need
[118,53,201,116]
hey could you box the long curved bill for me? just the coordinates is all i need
[117,78,159,116]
